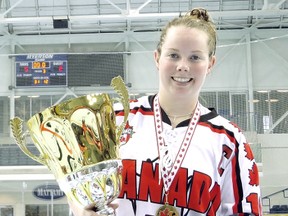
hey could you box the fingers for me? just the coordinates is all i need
[108,203,119,210]
[68,200,99,216]
[68,199,119,216]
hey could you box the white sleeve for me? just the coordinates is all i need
[221,131,262,216]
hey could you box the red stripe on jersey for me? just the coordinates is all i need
[231,147,242,213]
[198,121,236,144]
[116,106,154,117]
[198,121,244,213]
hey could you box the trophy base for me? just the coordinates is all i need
[58,159,122,214]
[96,205,115,216]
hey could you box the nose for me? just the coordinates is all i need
[177,60,189,72]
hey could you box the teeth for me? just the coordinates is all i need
[173,77,191,83]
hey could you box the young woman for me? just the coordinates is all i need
[69,7,262,216]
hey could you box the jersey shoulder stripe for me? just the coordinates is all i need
[115,95,153,117]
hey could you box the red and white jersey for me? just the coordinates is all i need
[114,95,262,216]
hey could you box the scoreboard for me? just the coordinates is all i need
[15,54,67,87]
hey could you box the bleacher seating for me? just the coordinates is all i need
[270,204,288,213]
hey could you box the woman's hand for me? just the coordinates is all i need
[68,200,99,216]
[68,200,119,216]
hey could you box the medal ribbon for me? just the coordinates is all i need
[153,94,201,192]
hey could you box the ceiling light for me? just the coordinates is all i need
[265,99,279,102]
[277,90,288,93]
[7,96,21,99]
[257,90,269,93]
[248,99,260,103]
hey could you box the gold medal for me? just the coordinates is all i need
[156,204,179,216]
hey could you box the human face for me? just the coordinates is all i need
[154,26,215,99]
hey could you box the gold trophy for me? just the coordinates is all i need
[10,76,129,215]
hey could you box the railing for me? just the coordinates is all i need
[262,188,288,214]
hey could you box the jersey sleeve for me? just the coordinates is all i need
[220,128,262,216]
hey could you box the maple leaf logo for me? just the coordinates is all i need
[244,143,254,161]
[120,121,135,145]
[249,162,259,186]
[158,206,178,216]
[159,208,170,216]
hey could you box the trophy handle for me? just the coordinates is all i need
[110,76,129,140]
[10,117,46,165]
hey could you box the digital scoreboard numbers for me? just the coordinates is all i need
[15,54,67,87]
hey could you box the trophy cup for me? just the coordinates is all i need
[10,76,129,215]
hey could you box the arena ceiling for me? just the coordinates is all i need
[0,0,287,48]
[0,0,287,34]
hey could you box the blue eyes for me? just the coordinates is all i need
[190,55,201,61]
[168,53,202,61]
[169,53,179,59]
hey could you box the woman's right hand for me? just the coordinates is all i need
[68,200,100,216]
[68,200,119,216]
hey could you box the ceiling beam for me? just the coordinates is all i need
[262,0,288,9]
[1,0,24,17]
[0,9,288,25]
[0,28,286,46]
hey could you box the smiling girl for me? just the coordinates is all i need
[69,8,262,216]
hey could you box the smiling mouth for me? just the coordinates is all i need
[172,77,193,83]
